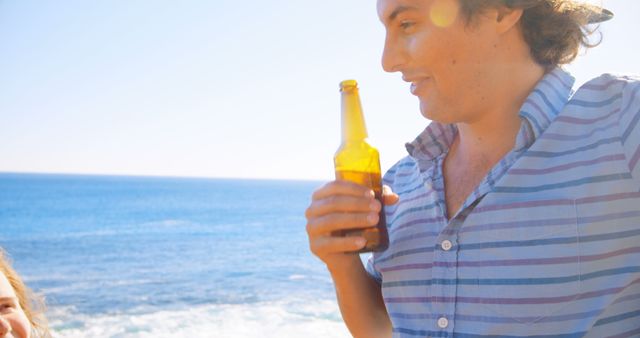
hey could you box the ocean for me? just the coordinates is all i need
[0,173,354,337]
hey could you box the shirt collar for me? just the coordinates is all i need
[406,67,576,161]
[517,67,575,141]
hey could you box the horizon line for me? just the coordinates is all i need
[0,170,328,183]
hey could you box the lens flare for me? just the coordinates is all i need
[430,0,459,28]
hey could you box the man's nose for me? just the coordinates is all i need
[0,316,10,337]
[381,34,408,73]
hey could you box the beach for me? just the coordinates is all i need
[0,173,352,337]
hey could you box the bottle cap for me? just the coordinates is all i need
[339,80,358,90]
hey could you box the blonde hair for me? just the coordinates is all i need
[0,249,50,337]
[459,0,606,71]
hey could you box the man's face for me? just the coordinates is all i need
[377,0,506,123]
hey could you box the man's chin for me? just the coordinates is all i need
[420,102,458,124]
[420,103,441,122]
[419,101,432,119]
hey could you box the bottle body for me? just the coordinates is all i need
[334,80,389,253]
[334,143,389,252]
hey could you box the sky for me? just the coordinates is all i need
[0,1,638,181]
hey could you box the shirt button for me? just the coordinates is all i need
[437,317,449,329]
[441,240,453,251]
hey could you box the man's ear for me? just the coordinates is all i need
[495,6,523,34]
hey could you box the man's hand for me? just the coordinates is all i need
[305,180,399,270]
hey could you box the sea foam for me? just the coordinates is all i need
[49,299,351,338]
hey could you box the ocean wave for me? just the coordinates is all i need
[49,299,350,338]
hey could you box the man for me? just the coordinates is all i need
[306,0,640,337]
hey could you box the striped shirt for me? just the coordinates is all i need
[366,68,640,337]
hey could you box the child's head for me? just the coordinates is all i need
[0,249,48,338]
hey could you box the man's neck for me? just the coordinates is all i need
[449,63,545,166]
[442,64,544,219]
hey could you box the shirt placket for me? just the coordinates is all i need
[427,156,458,336]
[431,225,459,336]
[428,154,491,337]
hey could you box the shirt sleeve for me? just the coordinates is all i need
[619,78,640,184]
[365,254,383,284]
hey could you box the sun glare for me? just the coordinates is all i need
[430,0,459,28]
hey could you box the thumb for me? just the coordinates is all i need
[382,185,399,205]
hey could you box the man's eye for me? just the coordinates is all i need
[400,21,415,30]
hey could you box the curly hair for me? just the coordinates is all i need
[458,0,609,71]
[0,249,50,337]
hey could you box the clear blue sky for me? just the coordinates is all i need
[0,1,638,181]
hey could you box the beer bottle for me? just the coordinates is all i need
[334,80,389,252]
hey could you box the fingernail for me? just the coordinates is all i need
[365,190,375,198]
[370,200,380,211]
[355,238,366,247]
[367,213,378,224]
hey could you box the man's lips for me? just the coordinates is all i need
[407,77,431,95]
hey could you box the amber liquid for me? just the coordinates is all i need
[335,170,389,252]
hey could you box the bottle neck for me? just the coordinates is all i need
[341,86,368,142]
